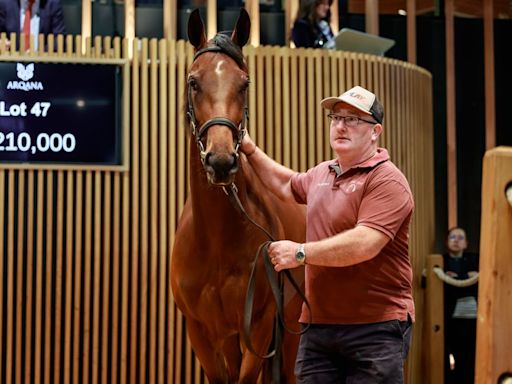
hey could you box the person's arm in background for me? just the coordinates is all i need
[49,0,66,35]
[241,133,297,203]
[291,18,314,48]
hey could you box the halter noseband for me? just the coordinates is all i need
[187,45,249,161]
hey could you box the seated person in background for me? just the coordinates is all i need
[292,0,335,49]
[0,0,66,50]
[443,227,479,384]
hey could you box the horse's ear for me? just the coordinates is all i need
[231,8,251,48]
[188,9,207,49]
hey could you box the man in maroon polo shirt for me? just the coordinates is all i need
[241,85,415,383]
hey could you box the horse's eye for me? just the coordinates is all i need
[189,78,199,91]
[240,81,249,93]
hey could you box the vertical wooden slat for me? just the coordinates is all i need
[63,171,74,384]
[207,0,217,39]
[158,39,168,384]
[330,0,339,33]
[246,0,260,47]
[163,0,176,40]
[274,48,283,163]
[139,38,150,384]
[256,46,264,148]
[445,0,457,228]
[125,0,136,41]
[264,47,274,157]
[100,172,111,383]
[483,0,495,150]
[306,51,315,168]
[44,171,54,384]
[34,171,44,382]
[82,171,93,384]
[290,49,299,170]
[407,0,417,64]
[81,0,92,53]
[53,171,65,383]
[111,172,121,384]
[282,48,291,167]
[120,33,131,374]
[314,50,323,164]
[129,37,141,384]
[72,171,83,384]
[167,38,177,383]
[149,38,159,384]
[0,171,4,382]
[298,50,306,171]
[365,0,379,35]
[15,171,25,384]
[5,171,14,384]
[426,254,444,384]
[287,0,299,46]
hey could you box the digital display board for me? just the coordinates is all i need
[0,59,127,168]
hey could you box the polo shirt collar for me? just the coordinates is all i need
[328,147,389,177]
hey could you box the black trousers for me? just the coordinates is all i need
[294,318,413,384]
[445,318,477,384]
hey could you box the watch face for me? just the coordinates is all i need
[296,245,306,263]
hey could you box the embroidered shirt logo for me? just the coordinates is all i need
[344,181,358,193]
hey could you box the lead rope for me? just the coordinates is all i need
[223,183,311,383]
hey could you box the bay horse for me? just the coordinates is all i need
[170,8,306,384]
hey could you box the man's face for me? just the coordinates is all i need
[447,228,468,254]
[329,103,379,157]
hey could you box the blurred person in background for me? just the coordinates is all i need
[443,227,479,384]
[291,0,335,49]
[0,0,66,50]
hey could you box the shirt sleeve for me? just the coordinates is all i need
[357,177,414,240]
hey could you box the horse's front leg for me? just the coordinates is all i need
[239,306,276,383]
[186,318,229,383]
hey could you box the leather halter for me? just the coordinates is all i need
[186,45,249,163]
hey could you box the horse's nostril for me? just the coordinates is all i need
[204,152,212,166]
[206,153,238,178]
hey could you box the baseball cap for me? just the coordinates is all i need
[320,86,384,124]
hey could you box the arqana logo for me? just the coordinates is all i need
[6,62,43,91]
[17,63,34,81]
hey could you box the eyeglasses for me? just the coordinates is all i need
[327,114,378,128]
[448,234,465,241]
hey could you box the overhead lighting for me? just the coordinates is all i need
[398,9,407,16]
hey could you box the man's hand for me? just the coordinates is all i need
[268,240,303,272]
[241,132,257,157]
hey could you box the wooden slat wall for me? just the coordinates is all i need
[0,35,433,383]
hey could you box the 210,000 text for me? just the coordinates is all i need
[0,132,76,154]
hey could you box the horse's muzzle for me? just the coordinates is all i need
[203,152,239,185]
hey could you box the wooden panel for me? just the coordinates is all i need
[426,255,445,384]
[483,0,496,150]
[475,147,512,384]
[445,0,457,228]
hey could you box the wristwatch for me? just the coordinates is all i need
[295,244,306,265]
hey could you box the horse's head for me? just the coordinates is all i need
[186,9,251,186]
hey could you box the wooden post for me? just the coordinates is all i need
[475,147,512,384]
[426,254,444,384]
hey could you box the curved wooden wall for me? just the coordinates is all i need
[0,35,433,383]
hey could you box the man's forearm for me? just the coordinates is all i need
[245,146,296,202]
